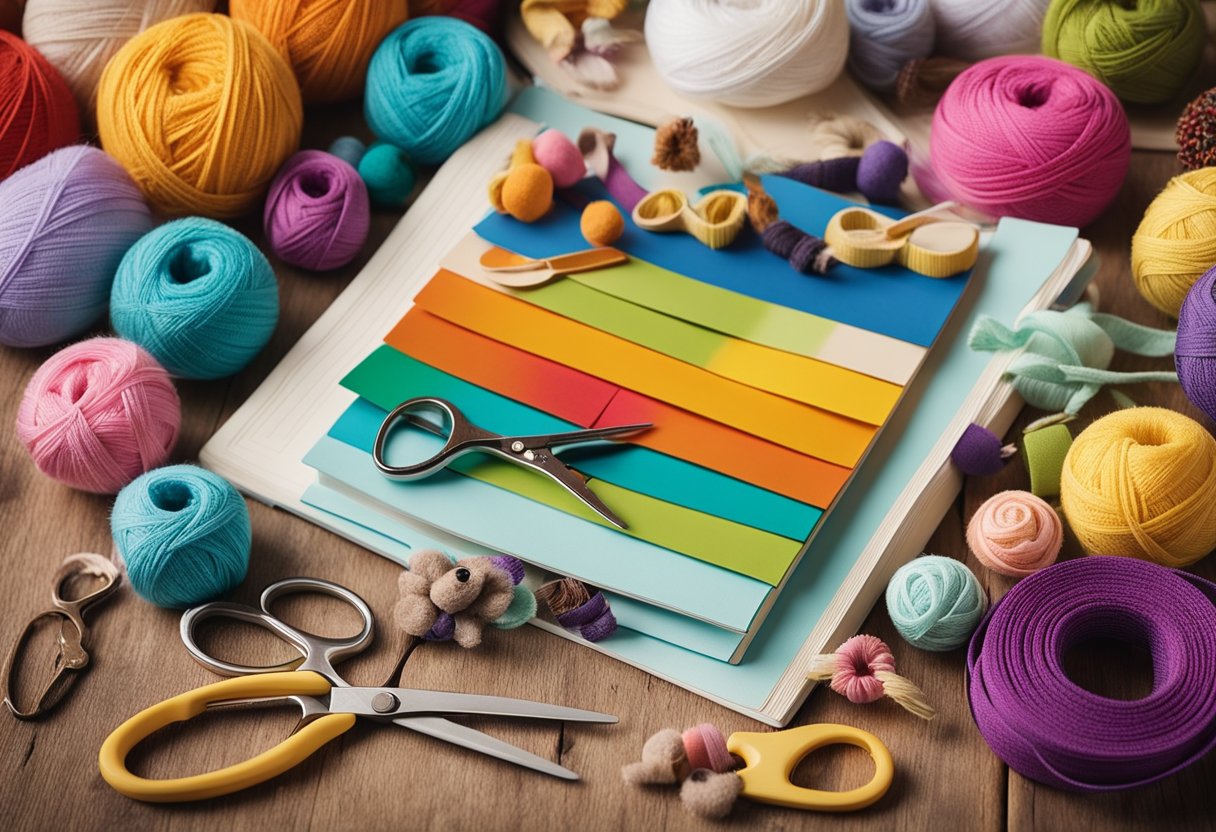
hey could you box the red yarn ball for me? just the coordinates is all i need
[0,31,80,181]
[1177,87,1216,172]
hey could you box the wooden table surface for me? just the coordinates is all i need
[3,106,1215,831]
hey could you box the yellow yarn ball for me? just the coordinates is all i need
[1060,407,1216,567]
[97,13,303,219]
[229,0,408,103]
[1130,168,1216,317]
[501,163,553,223]
[580,200,624,246]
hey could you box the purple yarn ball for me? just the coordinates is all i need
[264,150,370,272]
[1176,264,1216,422]
[856,140,908,205]
[0,145,152,348]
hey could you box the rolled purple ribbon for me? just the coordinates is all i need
[555,591,617,643]
[968,557,1216,792]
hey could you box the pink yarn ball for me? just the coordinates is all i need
[531,129,585,189]
[966,490,1063,577]
[16,337,180,494]
[929,55,1130,227]
[264,150,370,272]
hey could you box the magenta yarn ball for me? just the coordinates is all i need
[929,55,1130,227]
[531,129,585,188]
[16,337,181,494]
[0,145,152,347]
[264,150,370,271]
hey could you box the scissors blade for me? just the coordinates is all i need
[389,714,579,780]
[330,687,618,723]
[514,423,652,450]
[527,453,631,529]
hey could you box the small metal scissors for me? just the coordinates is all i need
[373,396,651,530]
[98,578,617,802]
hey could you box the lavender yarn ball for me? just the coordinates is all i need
[856,140,908,205]
[0,145,151,347]
[264,150,370,272]
[1176,264,1216,422]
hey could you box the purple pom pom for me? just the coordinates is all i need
[951,423,1013,476]
[856,140,908,205]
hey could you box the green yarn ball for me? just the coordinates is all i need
[358,142,416,208]
[1042,0,1205,105]
[885,554,988,652]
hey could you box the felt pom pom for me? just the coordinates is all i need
[806,634,935,719]
[580,200,625,247]
[531,128,585,188]
[652,116,700,172]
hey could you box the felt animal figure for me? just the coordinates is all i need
[393,550,534,648]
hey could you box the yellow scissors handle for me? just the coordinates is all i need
[98,670,356,803]
[728,723,894,812]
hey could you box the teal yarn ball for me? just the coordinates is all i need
[111,464,251,608]
[364,17,507,166]
[885,554,988,651]
[358,142,416,208]
[110,217,279,380]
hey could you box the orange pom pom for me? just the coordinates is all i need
[501,163,553,223]
[580,200,624,246]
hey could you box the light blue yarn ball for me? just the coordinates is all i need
[364,17,507,166]
[885,554,988,651]
[111,464,251,609]
[846,0,936,91]
[328,136,367,168]
[110,217,279,380]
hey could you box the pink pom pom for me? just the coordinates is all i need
[830,634,895,704]
[531,129,585,188]
[16,337,180,494]
[681,723,733,773]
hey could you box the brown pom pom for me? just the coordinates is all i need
[652,117,701,172]
[1178,87,1216,172]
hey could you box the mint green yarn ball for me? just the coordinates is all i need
[358,142,416,208]
[886,554,988,651]
[110,217,279,380]
[1042,0,1206,105]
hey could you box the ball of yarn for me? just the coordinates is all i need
[264,150,370,271]
[531,129,584,189]
[1062,407,1216,568]
[929,55,1130,227]
[1042,0,1205,106]
[1131,169,1216,317]
[581,200,624,247]
[365,17,506,166]
[966,490,1063,577]
[0,145,152,348]
[16,337,180,494]
[97,13,303,218]
[358,142,416,208]
[1177,265,1216,422]
[856,140,908,205]
[929,0,1050,61]
[501,163,553,223]
[886,554,988,651]
[644,0,849,108]
[111,464,251,608]
[845,0,935,92]
[1177,88,1216,173]
[21,0,214,116]
[230,0,408,103]
[0,30,79,180]
[111,218,279,379]
[328,136,367,168]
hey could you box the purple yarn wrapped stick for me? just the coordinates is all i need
[264,150,370,272]
[555,591,617,642]
[1176,264,1216,422]
[781,156,860,194]
[968,557,1216,792]
[762,221,834,275]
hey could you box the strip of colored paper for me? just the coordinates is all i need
[408,271,876,467]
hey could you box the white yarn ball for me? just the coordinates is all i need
[644,0,850,108]
[23,0,215,116]
[928,0,1050,61]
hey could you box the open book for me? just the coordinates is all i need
[201,90,1093,725]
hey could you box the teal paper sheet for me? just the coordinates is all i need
[337,361,820,539]
[304,436,771,632]
[301,482,746,662]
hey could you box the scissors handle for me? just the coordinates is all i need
[374,397,499,480]
[99,671,354,803]
[728,724,894,812]
[180,577,375,679]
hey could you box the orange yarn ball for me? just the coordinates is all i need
[230,0,408,103]
[97,13,303,218]
[501,163,553,223]
[581,200,624,246]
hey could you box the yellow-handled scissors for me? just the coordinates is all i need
[727,724,894,811]
[98,578,617,803]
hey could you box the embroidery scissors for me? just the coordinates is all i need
[373,396,651,530]
[3,553,121,719]
[98,577,617,802]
